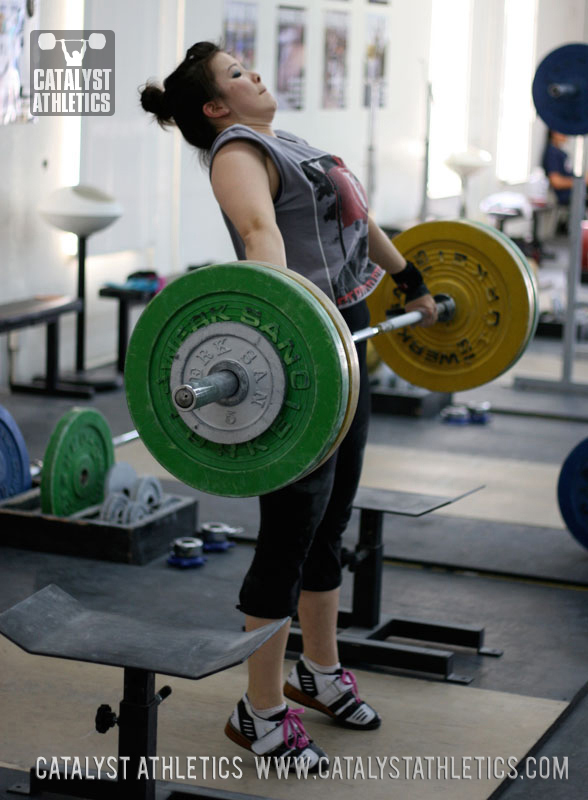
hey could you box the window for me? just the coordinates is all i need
[496,0,537,183]
[427,0,473,199]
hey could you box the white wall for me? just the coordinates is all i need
[0,0,81,384]
[1,0,587,385]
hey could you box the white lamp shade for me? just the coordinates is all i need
[39,185,123,237]
[445,149,493,179]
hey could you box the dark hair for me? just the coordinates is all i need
[140,42,222,163]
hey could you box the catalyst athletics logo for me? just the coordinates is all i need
[30,30,114,116]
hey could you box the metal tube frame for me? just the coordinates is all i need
[16,667,262,800]
[514,135,588,396]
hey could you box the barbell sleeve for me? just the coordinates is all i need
[352,293,456,344]
[547,82,578,98]
[173,370,240,412]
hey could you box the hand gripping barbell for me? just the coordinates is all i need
[38,32,106,51]
[125,221,538,498]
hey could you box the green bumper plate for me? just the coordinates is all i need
[125,262,349,497]
[40,407,115,516]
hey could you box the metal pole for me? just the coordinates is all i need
[513,134,588,396]
[366,78,378,202]
[75,235,87,373]
[562,136,586,384]
[419,81,433,223]
[352,311,424,343]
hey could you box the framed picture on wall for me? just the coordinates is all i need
[223,0,258,70]
[277,6,306,111]
[0,0,39,124]
[363,13,387,108]
[322,10,349,109]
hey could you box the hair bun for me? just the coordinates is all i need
[140,83,172,124]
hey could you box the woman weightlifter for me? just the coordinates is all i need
[141,41,437,769]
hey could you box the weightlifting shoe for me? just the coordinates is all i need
[224,694,327,771]
[284,657,381,730]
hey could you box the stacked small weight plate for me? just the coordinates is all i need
[100,463,165,525]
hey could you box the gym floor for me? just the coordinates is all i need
[1,241,588,800]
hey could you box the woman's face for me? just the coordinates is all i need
[208,51,277,124]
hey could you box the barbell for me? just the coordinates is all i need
[172,293,456,413]
[38,32,106,51]
[125,220,538,497]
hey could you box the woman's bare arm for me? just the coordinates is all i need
[211,140,287,267]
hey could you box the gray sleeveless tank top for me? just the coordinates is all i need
[209,124,385,309]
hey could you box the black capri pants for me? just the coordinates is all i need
[237,299,371,619]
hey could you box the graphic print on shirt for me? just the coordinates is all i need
[300,154,383,307]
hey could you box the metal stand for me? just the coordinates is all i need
[59,235,123,392]
[9,667,261,800]
[0,586,285,800]
[12,668,164,800]
[514,136,588,396]
[287,499,502,685]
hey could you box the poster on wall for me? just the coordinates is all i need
[223,0,257,70]
[322,10,348,109]
[276,6,306,111]
[363,13,387,108]
[0,0,39,125]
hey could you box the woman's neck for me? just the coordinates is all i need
[217,119,276,137]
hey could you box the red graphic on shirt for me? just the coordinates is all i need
[300,153,382,308]
[301,154,368,233]
[324,156,369,228]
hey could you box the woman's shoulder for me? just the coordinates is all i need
[214,124,266,146]
[210,126,272,169]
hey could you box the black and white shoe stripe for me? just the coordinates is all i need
[296,661,319,697]
[236,699,258,741]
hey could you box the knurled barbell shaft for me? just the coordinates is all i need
[352,293,456,343]
[172,294,456,413]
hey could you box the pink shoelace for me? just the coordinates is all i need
[341,669,362,701]
[282,707,310,749]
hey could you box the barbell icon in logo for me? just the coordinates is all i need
[38,32,106,51]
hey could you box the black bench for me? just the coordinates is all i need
[0,294,93,398]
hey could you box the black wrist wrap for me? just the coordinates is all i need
[391,261,431,301]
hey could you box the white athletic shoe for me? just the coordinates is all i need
[224,694,328,771]
[284,658,381,730]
